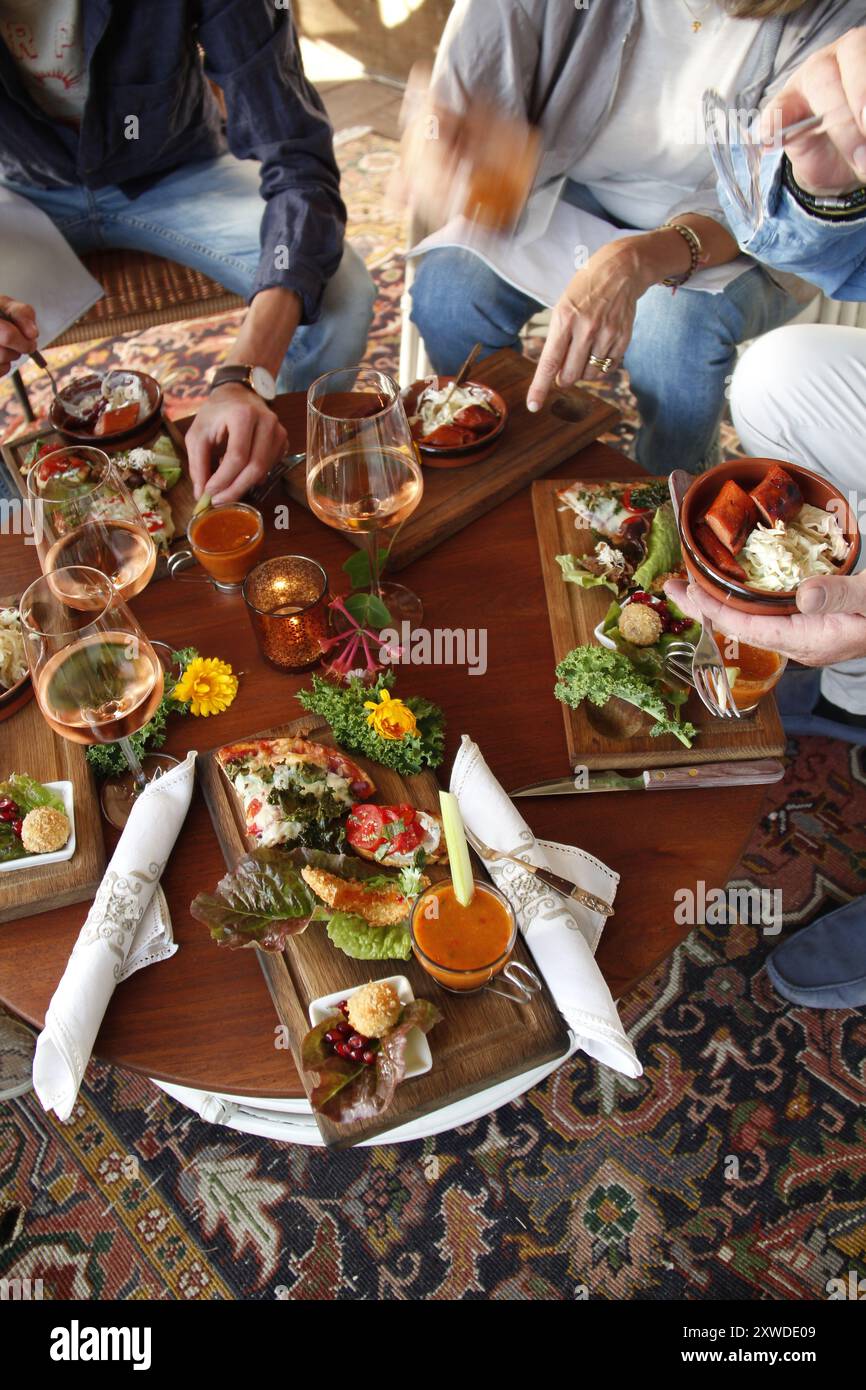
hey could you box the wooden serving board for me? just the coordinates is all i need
[285,351,620,571]
[532,478,787,770]
[0,608,105,923]
[198,713,571,1148]
[0,413,193,582]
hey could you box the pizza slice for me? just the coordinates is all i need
[217,736,376,850]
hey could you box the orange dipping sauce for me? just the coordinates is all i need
[188,503,264,586]
[726,643,785,710]
[411,880,515,992]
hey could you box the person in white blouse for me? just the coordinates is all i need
[403,0,862,475]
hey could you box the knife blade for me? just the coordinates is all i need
[509,759,786,797]
[464,827,614,917]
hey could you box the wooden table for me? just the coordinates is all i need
[0,377,773,1099]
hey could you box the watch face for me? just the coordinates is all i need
[250,365,277,401]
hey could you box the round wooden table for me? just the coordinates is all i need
[0,389,770,1099]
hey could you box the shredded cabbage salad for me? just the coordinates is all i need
[0,608,26,691]
[741,504,849,592]
[409,383,495,437]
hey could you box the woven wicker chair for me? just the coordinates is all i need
[10,247,245,420]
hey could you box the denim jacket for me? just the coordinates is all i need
[722,153,866,302]
[0,1,346,321]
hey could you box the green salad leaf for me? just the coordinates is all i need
[190,848,319,950]
[556,552,621,594]
[555,645,697,747]
[0,774,64,815]
[326,912,413,961]
[632,502,682,591]
[296,671,445,774]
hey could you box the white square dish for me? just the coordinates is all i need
[0,781,76,874]
[308,974,433,1079]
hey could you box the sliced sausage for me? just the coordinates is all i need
[695,521,747,582]
[704,479,758,555]
[750,464,802,525]
[453,404,496,432]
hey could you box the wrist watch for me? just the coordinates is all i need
[208,364,277,400]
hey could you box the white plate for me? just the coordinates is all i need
[594,618,617,651]
[308,974,433,1079]
[0,781,75,874]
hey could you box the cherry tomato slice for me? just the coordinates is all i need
[346,803,386,853]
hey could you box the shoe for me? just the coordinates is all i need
[766,896,866,1008]
[776,668,866,745]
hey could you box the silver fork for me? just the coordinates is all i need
[667,469,739,721]
[690,618,739,719]
[663,638,696,689]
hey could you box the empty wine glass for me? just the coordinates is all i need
[703,89,853,235]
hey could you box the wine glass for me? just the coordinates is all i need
[703,89,852,236]
[26,446,157,603]
[18,566,176,829]
[306,367,424,624]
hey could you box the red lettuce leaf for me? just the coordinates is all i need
[190,848,317,951]
[301,996,443,1125]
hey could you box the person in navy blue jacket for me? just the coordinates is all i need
[0,1,375,503]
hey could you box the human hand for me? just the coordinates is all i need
[526,241,646,412]
[0,295,38,377]
[761,27,866,195]
[185,384,288,504]
[397,64,538,231]
[665,571,866,668]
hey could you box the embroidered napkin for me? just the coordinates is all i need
[33,752,196,1120]
[450,736,641,1078]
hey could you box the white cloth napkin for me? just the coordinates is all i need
[0,186,104,364]
[450,736,642,1078]
[33,752,196,1120]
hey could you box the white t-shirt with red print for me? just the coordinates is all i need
[0,0,88,124]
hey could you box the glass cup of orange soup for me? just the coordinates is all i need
[723,642,788,713]
[187,502,264,591]
[411,878,519,994]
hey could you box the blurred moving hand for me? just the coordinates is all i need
[396,64,539,233]
[0,295,38,378]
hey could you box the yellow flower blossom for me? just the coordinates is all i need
[173,657,238,717]
[363,688,418,741]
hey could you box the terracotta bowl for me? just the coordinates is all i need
[680,457,861,617]
[49,369,162,447]
[402,376,507,461]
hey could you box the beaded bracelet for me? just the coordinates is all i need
[660,222,704,289]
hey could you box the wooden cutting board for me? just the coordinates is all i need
[0,413,193,582]
[285,351,620,571]
[0,618,105,923]
[198,713,571,1149]
[532,478,787,770]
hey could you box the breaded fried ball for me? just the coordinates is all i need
[21,805,70,855]
[347,981,402,1038]
[618,602,663,647]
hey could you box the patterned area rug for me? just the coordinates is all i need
[2,132,865,1302]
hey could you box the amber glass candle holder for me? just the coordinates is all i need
[242,556,329,673]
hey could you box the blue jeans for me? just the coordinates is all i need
[2,153,375,395]
[410,246,804,474]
